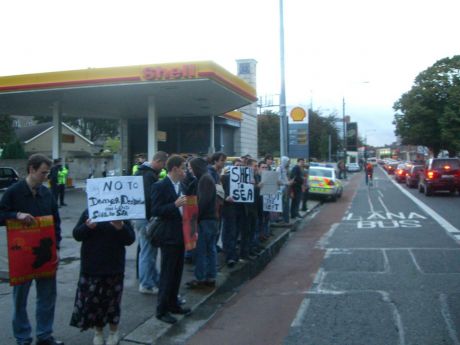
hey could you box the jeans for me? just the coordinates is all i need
[134,219,159,289]
[194,220,218,281]
[282,188,290,223]
[13,277,56,344]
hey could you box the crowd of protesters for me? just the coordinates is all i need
[0,151,311,345]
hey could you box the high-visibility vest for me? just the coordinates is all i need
[159,168,167,180]
[57,167,68,185]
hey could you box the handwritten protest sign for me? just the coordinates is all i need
[263,191,283,212]
[260,171,279,195]
[230,166,254,203]
[6,215,57,286]
[86,176,145,222]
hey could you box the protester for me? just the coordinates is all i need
[290,158,305,219]
[276,156,292,224]
[257,161,271,242]
[245,158,261,258]
[134,151,168,295]
[301,161,310,212]
[0,153,63,345]
[221,157,243,267]
[264,154,274,171]
[70,210,135,345]
[208,151,227,183]
[151,155,191,324]
[186,157,218,289]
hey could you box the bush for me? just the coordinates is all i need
[1,140,27,159]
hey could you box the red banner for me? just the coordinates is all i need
[182,196,198,251]
[6,215,57,286]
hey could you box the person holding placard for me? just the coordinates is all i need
[70,211,135,345]
[0,154,63,345]
[276,156,292,224]
[151,155,191,324]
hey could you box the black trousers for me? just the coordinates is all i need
[290,187,302,218]
[58,184,66,205]
[157,244,184,316]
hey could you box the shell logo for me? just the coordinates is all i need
[290,107,307,122]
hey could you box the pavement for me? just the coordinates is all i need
[0,179,331,345]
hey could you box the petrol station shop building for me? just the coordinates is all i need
[0,59,258,172]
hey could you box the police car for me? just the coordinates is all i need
[308,166,343,201]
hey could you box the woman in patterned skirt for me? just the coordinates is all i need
[70,209,135,345]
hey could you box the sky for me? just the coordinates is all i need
[1,0,459,147]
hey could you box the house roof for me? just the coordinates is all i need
[15,122,94,145]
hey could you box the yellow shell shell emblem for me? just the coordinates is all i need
[290,107,307,122]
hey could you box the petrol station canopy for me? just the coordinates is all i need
[0,61,257,120]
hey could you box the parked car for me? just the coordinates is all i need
[308,166,343,202]
[346,163,361,172]
[0,167,20,190]
[418,158,460,196]
[405,165,423,188]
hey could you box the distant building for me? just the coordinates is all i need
[15,122,95,158]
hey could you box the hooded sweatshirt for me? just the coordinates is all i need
[136,161,160,219]
[189,158,217,221]
[277,156,290,191]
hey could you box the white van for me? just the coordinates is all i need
[367,157,377,166]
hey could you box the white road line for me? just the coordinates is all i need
[440,294,460,345]
[378,196,390,213]
[408,249,424,273]
[384,169,460,239]
[378,190,384,198]
[290,298,311,327]
[367,191,375,213]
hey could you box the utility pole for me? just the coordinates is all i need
[279,0,287,157]
[342,97,347,178]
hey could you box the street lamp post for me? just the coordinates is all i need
[342,97,347,178]
[279,0,287,157]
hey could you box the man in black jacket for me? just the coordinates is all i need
[151,155,190,324]
[134,151,168,295]
[290,158,305,219]
[0,154,63,345]
[185,157,217,289]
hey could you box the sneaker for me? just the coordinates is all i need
[93,331,104,345]
[139,286,158,295]
[106,331,119,345]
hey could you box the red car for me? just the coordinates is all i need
[418,158,460,196]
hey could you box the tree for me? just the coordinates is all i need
[34,116,119,142]
[0,114,14,149]
[258,110,280,157]
[308,110,340,161]
[1,139,27,159]
[393,55,460,157]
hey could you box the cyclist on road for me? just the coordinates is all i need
[365,161,374,185]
